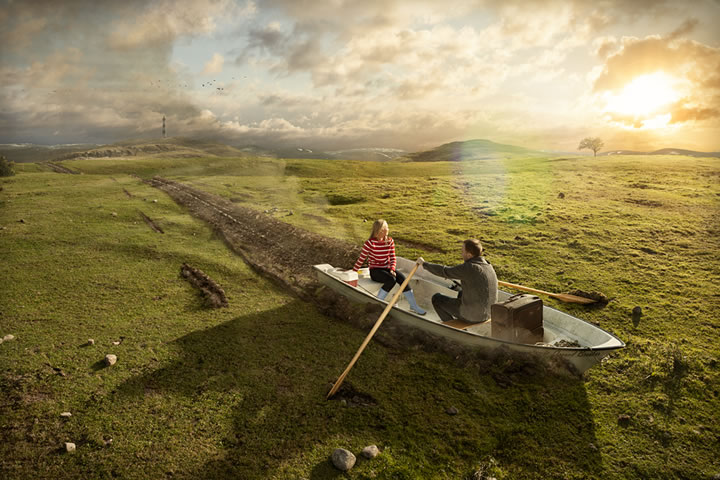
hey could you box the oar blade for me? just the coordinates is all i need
[554,293,597,304]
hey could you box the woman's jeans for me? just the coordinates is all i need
[370,268,410,293]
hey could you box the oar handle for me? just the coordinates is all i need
[327,259,422,399]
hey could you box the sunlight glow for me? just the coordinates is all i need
[603,72,680,129]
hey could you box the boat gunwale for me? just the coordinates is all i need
[313,264,625,353]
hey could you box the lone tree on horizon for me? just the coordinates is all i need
[578,137,604,156]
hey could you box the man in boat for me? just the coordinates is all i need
[419,239,498,324]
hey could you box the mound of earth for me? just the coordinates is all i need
[565,289,610,305]
[180,263,228,308]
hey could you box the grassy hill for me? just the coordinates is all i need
[404,139,546,162]
[2,151,718,479]
[0,144,100,163]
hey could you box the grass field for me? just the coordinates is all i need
[2,152,719,479]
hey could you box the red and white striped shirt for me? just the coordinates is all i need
[353,237,396,272]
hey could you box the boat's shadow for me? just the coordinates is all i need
[112,301,603,479]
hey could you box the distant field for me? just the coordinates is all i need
[2,153,719,479]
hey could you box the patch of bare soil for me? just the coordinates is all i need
[139,211,164,234]
[45,162,80,174]
[180,263,228,308]
[147,177,581,377]
[624,197,663,207]
[325,381,378,406]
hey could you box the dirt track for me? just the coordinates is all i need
[45,162,80,174]
[147,176,574,377]
[147,176,360,299]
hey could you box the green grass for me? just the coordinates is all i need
[2,153,719,479]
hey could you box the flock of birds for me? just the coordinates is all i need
[146,75,249,94]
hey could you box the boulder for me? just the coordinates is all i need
[64,442,76,453]
[3,334,15,342]
[331,448,356,471]
[60,412,72,418]
[87,339,95,346]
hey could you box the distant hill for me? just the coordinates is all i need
[53,137,255,160]
[270,146,407,161]
[0,143,99,163]
[600,148,720,158]
[404,139,545,162]
[0,138,258,163]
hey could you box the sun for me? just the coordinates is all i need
[603,72,680,129]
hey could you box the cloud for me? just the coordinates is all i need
[202,53,224,74]
[0,17,48,50]
[107,0,241,50]
[593,24,720,128]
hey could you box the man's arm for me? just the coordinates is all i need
[423,261,467,280]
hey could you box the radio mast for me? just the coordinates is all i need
[162,115,166,138]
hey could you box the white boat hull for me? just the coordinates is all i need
[314,257,624,374]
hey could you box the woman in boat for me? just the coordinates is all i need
[352,219,426,315]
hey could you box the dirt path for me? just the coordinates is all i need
[147,176,359,300]
[45,162,80,174]
[146,176,568,376]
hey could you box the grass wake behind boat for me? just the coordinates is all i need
[2,151,719,479]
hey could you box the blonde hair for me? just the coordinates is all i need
[370,219,388,240]
[463,239,483,257]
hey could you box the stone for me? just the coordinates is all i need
[617,414,631,426]
[3,334,15,342]
[60,412,72,418]
[362,445,380,459]
[152,199,158,203]
[340,399,347,407]
[112,341,120,346]
[446,406,459,415]
[87,339,95,346]
[104,354,117,366]
[331,448,356,471]
[64,442,76,453]
[558,192,565,199]
[111,212,118,217]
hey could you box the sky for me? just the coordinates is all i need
[1,0,719,152]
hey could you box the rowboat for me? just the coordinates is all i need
[314,257,625,374]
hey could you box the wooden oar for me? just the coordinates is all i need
[498,280,597,304]
[327,259,422,399]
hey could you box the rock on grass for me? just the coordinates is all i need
[64,442,76,453]
[331,448,356,471]
[104,354,117,366]
[362,445,380,459]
